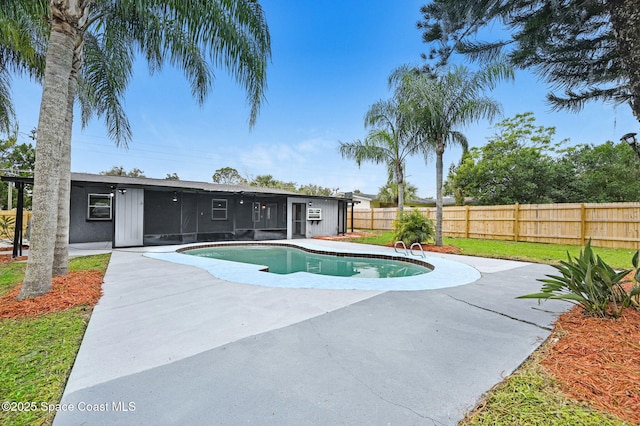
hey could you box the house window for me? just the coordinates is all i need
[211,199,228,220]
[88,193,112,220]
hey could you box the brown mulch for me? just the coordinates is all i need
[542,305,640,424]
[385,242,462,254]
[312,231,378,241]
[0,254,28,263]
[0,270,103,319]
[0,254,27,263]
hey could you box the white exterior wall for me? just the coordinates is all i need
[352,197,372,209]
[114,188,144,247]
[287,197,340,239]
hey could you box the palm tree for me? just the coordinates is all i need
[396,64,512,245]
[377,180,419,206]
[339,98,419,213]
[0,1,47,133]
[18,0,271,299]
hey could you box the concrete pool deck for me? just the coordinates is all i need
[54,240,569,425]
[144,240,483,291]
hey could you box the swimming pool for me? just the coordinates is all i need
[183,244,432,278]
[144,241,482,291]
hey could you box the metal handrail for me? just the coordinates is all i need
[393,240,408,256]
[410,242,426,258]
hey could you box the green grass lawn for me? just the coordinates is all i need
[347,231,637,269]
[0,262,26,297]
[459,351,625,426]
[0,254,110,426]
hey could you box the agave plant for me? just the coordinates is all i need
[630,251,640,309]
[518,241,640,318]
[393,209,435,245]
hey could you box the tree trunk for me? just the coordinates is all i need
[52,86,72,277]
[19,31,74,298]
[52,42,81,276]
[19,0,85,299]
[608,0,640,121]
[435,137,445,246]
[396,162,404,214]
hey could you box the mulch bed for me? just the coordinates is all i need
[0,270,103,319]
[0,254,28,263]
[542,305,640,424]
[384,242,462,254]
[312,231,377,240]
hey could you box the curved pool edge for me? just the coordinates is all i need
[143,242,482,291]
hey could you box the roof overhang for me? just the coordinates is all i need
[1,173,353,202]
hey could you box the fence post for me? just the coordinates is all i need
[513,203,520,242]
[370,209,374,230]
[580,204,586,246]
[465,205,470,239]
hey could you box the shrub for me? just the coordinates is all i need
[393,210,435,245]
[518,241,640,318]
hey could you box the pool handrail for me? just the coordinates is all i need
[394,241,408,256]
[410,243,426,258]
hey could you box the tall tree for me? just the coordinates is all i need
[339,97,419,213]
[377,180,418,206]
[297,184,335,196]
[561,141,640,202]
[19,0,271,299]
[212,167,248,185]
[100,166,146,177]
[0,130,36,209]
[418,0,640,121]
[249,174,296,192]
[445,113,576,205]
[395,64,511,245]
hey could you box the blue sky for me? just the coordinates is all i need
[9,1,639,197]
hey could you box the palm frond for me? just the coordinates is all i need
[78,28,134,146]
[0,69,15,134]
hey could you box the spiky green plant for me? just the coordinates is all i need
[518,241,640,317]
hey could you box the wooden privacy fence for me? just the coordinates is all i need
[347,202,640,249]
[0,210,32,241]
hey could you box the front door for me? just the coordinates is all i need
[292,203,306,238]
[114,188,144,247]
[265,203,278,228]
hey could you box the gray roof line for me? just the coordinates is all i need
[3,172,351,200]
[70,172,298,195]
[70,173,355,201]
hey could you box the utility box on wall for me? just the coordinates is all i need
[307,208,322,220]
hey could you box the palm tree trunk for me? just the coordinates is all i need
[52,88,72,277]
[53,39,81,277]
[435,138,445,246]
[396,163,405,213]
[18,23,75,299]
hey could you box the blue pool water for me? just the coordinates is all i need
[184,244,432,278]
